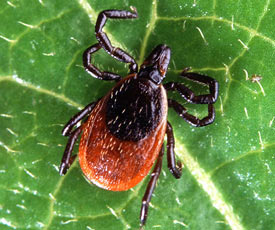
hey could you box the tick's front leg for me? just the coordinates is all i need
[95,8,138,73]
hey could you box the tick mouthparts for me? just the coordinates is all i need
[141,44,171,77]
[158,46,171,76]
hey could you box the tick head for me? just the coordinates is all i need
[138,44,171,84]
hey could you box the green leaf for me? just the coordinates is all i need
[0,0,274,229]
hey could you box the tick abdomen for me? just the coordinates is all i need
[106,75,165,142]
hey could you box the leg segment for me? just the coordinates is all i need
[59,126,82,175]
[95,8,138,73]
[166,121,182,179]
[83,44,122,81]
[62,100,98,136]
[164,72,218,104]
[60,100,98,175]
[140,145,164,227]
[168,99,215,127]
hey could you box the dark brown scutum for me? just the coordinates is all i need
[106,77,163,142]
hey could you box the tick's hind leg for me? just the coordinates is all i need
[60,100,97,175]
[62,100,98,136]
[140,146,164,227]
[59,127,82,175]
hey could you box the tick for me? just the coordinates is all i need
[59,7,218,227]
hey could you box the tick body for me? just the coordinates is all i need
[79,74,168,191]
[60,7,218,227]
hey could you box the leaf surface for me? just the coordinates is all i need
[0,0,274,229]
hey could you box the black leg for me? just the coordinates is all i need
[166,121,182,179]
[168,99,215,127]
[164,71,218,104]
[140,145,164,227]
[62,100,98,136]
[59,126,82,175]
[95,8,138,73]
[83,44,122,81]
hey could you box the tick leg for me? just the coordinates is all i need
[166,121,182,179]
[62,100,98,136]
[83,44,122,81]
[140,145,164,227]
[164,72,218,104]
[59,126,82,175]
[95,8,138,73]
[168,99,215,127]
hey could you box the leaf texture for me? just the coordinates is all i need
[0,0,274,229]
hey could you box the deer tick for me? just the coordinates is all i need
[59,7,219,227]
